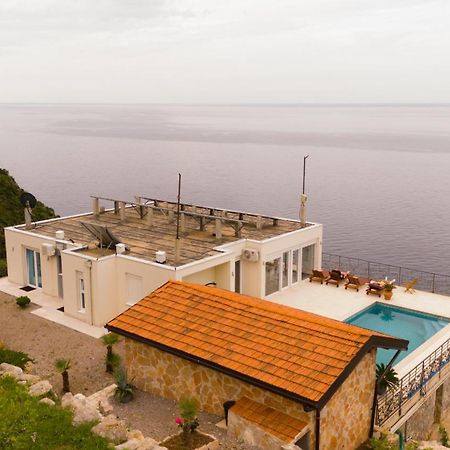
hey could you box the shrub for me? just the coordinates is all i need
[440,425,450,447]
[177,397,200,440]
[0,259,7,277]
[114,367,134,403]
[16,296,31,308]
[0,348,32,369]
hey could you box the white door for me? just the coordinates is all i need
[26,248,42,288]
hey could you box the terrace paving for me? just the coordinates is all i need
[270,279,450,377]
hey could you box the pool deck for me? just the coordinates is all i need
[270,279,450,377]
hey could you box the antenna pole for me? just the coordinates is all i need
[300,155,309,227]
[175,173,182,263]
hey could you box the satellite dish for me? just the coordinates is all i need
[20,192,37,209]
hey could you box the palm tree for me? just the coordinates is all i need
[101,333,121,373]
[55,358,71,393]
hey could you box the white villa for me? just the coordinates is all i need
[4,196,322,328]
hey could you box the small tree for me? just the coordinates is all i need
[176,397,200,445]
[376,363,399,395]
[101,333,121,373]
[55,358,71,393]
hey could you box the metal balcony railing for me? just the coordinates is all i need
[322,252,450,296]
[376,336,450,426]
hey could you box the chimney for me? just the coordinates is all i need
[300,194,307,227]
[24,207,32,230]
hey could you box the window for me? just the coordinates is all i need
[77,271,86,312]
[302,244,315,280]
[282,251,289,288]
[265,257,280,296]
[292,249,299,284]
[126,274,143,306]
[234,260,241,293]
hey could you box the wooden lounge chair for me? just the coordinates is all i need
[326,269,345,287]
[309,269,326,284]
[404,278,418,294]
[345,275,362,292]
[366,280,384,297]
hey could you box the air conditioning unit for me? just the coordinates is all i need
[41,243,56,257]
[241,248,259,262]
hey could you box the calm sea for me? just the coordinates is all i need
[1,104,449,274]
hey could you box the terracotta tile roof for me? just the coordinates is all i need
[231,397,308,443]
[107,281,407,405]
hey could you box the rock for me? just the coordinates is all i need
[29,380,53,397]
[20,374,40,383]
[127,430,145,441]
[115,438,142,450]
[91,414,128,444]
[61,392,101,425]
[24,361,34,373]
[419,441,449,449]
[99,398,114,415]
[0,363,23,378]
[39,398,56,406]
[136,438,159,449]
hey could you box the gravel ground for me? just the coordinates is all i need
[0,291,258,449]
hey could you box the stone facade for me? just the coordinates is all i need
[125,339,314,430]
[125,339,378,450]
[320,350,377,450]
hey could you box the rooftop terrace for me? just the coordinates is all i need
[17,197,312,266]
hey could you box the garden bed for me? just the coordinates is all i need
[161,431,218,450]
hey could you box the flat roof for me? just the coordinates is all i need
[15,200,314,266]
[107,281,408,407]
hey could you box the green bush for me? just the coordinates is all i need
[16,296,31,308]
[440,425,450,447]
[0,259,6,277]
[0,376,111,449]
[0,348,32,369]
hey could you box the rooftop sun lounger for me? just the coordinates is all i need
[326,269,345,287]
[309,269,326,284]
[404,278,418,293]
[345,275,362,292]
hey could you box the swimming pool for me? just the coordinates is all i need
[345,303,450,366]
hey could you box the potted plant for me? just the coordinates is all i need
[161,397,218,450]
[383,278,396,300]
[376,363,399,395]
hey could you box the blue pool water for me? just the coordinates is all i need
[345,304,450,366]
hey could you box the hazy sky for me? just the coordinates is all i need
[1,0,449,103]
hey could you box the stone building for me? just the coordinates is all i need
[107,281,407,450]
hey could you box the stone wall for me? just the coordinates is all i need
[125,338,314,442]
[320,350,376,450]
[125,339,378,450]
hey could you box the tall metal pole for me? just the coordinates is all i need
[302,154,309,195]
[300,155,309,227]
[176,173,181,240]
[175,173,182,264]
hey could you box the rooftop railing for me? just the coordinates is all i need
[322,252,450,296]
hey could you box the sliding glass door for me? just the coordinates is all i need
[26,248,42,288]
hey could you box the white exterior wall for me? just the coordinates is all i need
[5,227,77,298]
[5,220,323,328]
